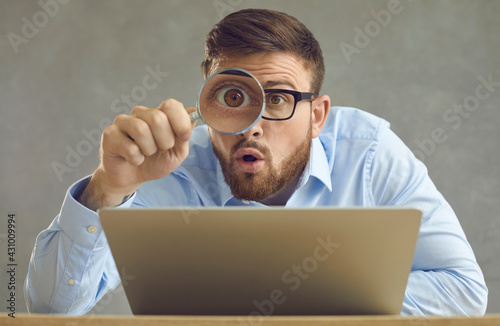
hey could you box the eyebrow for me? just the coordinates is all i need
[261,80,297,90]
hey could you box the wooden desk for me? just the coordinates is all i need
[2,314,500,325]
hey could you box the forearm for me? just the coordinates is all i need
[400,202,488,316]
[402,269,488,316]
[369,128,488,316]
[24,176,128,314]
[24,227,120,314]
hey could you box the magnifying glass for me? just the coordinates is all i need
[189,67,265,135]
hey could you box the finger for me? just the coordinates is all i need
[102,124,145,166]
[114,113,158,157]
[158,99,194,143]
[135,107,175,151]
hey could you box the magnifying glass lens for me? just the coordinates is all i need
[198,69,264,134]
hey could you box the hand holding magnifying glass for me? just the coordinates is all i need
[189,68,266,135]
[76,67,266,211]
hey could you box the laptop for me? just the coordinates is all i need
[98,207,421,316]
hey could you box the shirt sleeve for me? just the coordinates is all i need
[24,176,136,315]
[368,127,488,316]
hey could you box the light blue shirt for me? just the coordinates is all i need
[25,107,488,316]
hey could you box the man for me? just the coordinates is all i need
[25,9,487,316]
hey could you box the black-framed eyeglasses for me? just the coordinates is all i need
[262,89,317,121]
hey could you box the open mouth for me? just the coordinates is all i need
[234,148,264,161]
[234,148,265,173]
[242,155,258,162]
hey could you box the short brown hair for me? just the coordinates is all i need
[201,9,325,94]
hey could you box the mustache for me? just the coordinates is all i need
[230,139,270,157]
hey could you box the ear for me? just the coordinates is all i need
[311,94,331,138]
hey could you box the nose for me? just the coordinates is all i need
[239,119,264,139]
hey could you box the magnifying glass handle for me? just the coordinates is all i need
[189,110,200,122]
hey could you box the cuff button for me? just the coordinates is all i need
[87,225,98,234]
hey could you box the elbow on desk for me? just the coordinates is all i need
[466,281,488,317]
[403,270,489,317]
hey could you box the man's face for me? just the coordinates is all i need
[208,52,323,202]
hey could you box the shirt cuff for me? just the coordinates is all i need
[57,175,136,249]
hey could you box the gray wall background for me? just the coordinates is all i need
[1,0,499,316]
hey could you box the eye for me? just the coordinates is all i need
[217,87,250,108]
[268,94,286,105]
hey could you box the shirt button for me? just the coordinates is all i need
[67,279,75,286]
[87,225,98,234]
[242,200,250,205]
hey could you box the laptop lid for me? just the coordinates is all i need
[99,207,421,316]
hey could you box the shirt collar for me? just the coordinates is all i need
[217,137,332,206]
[298,137,332,192]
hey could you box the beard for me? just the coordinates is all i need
[210,125,312,202]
